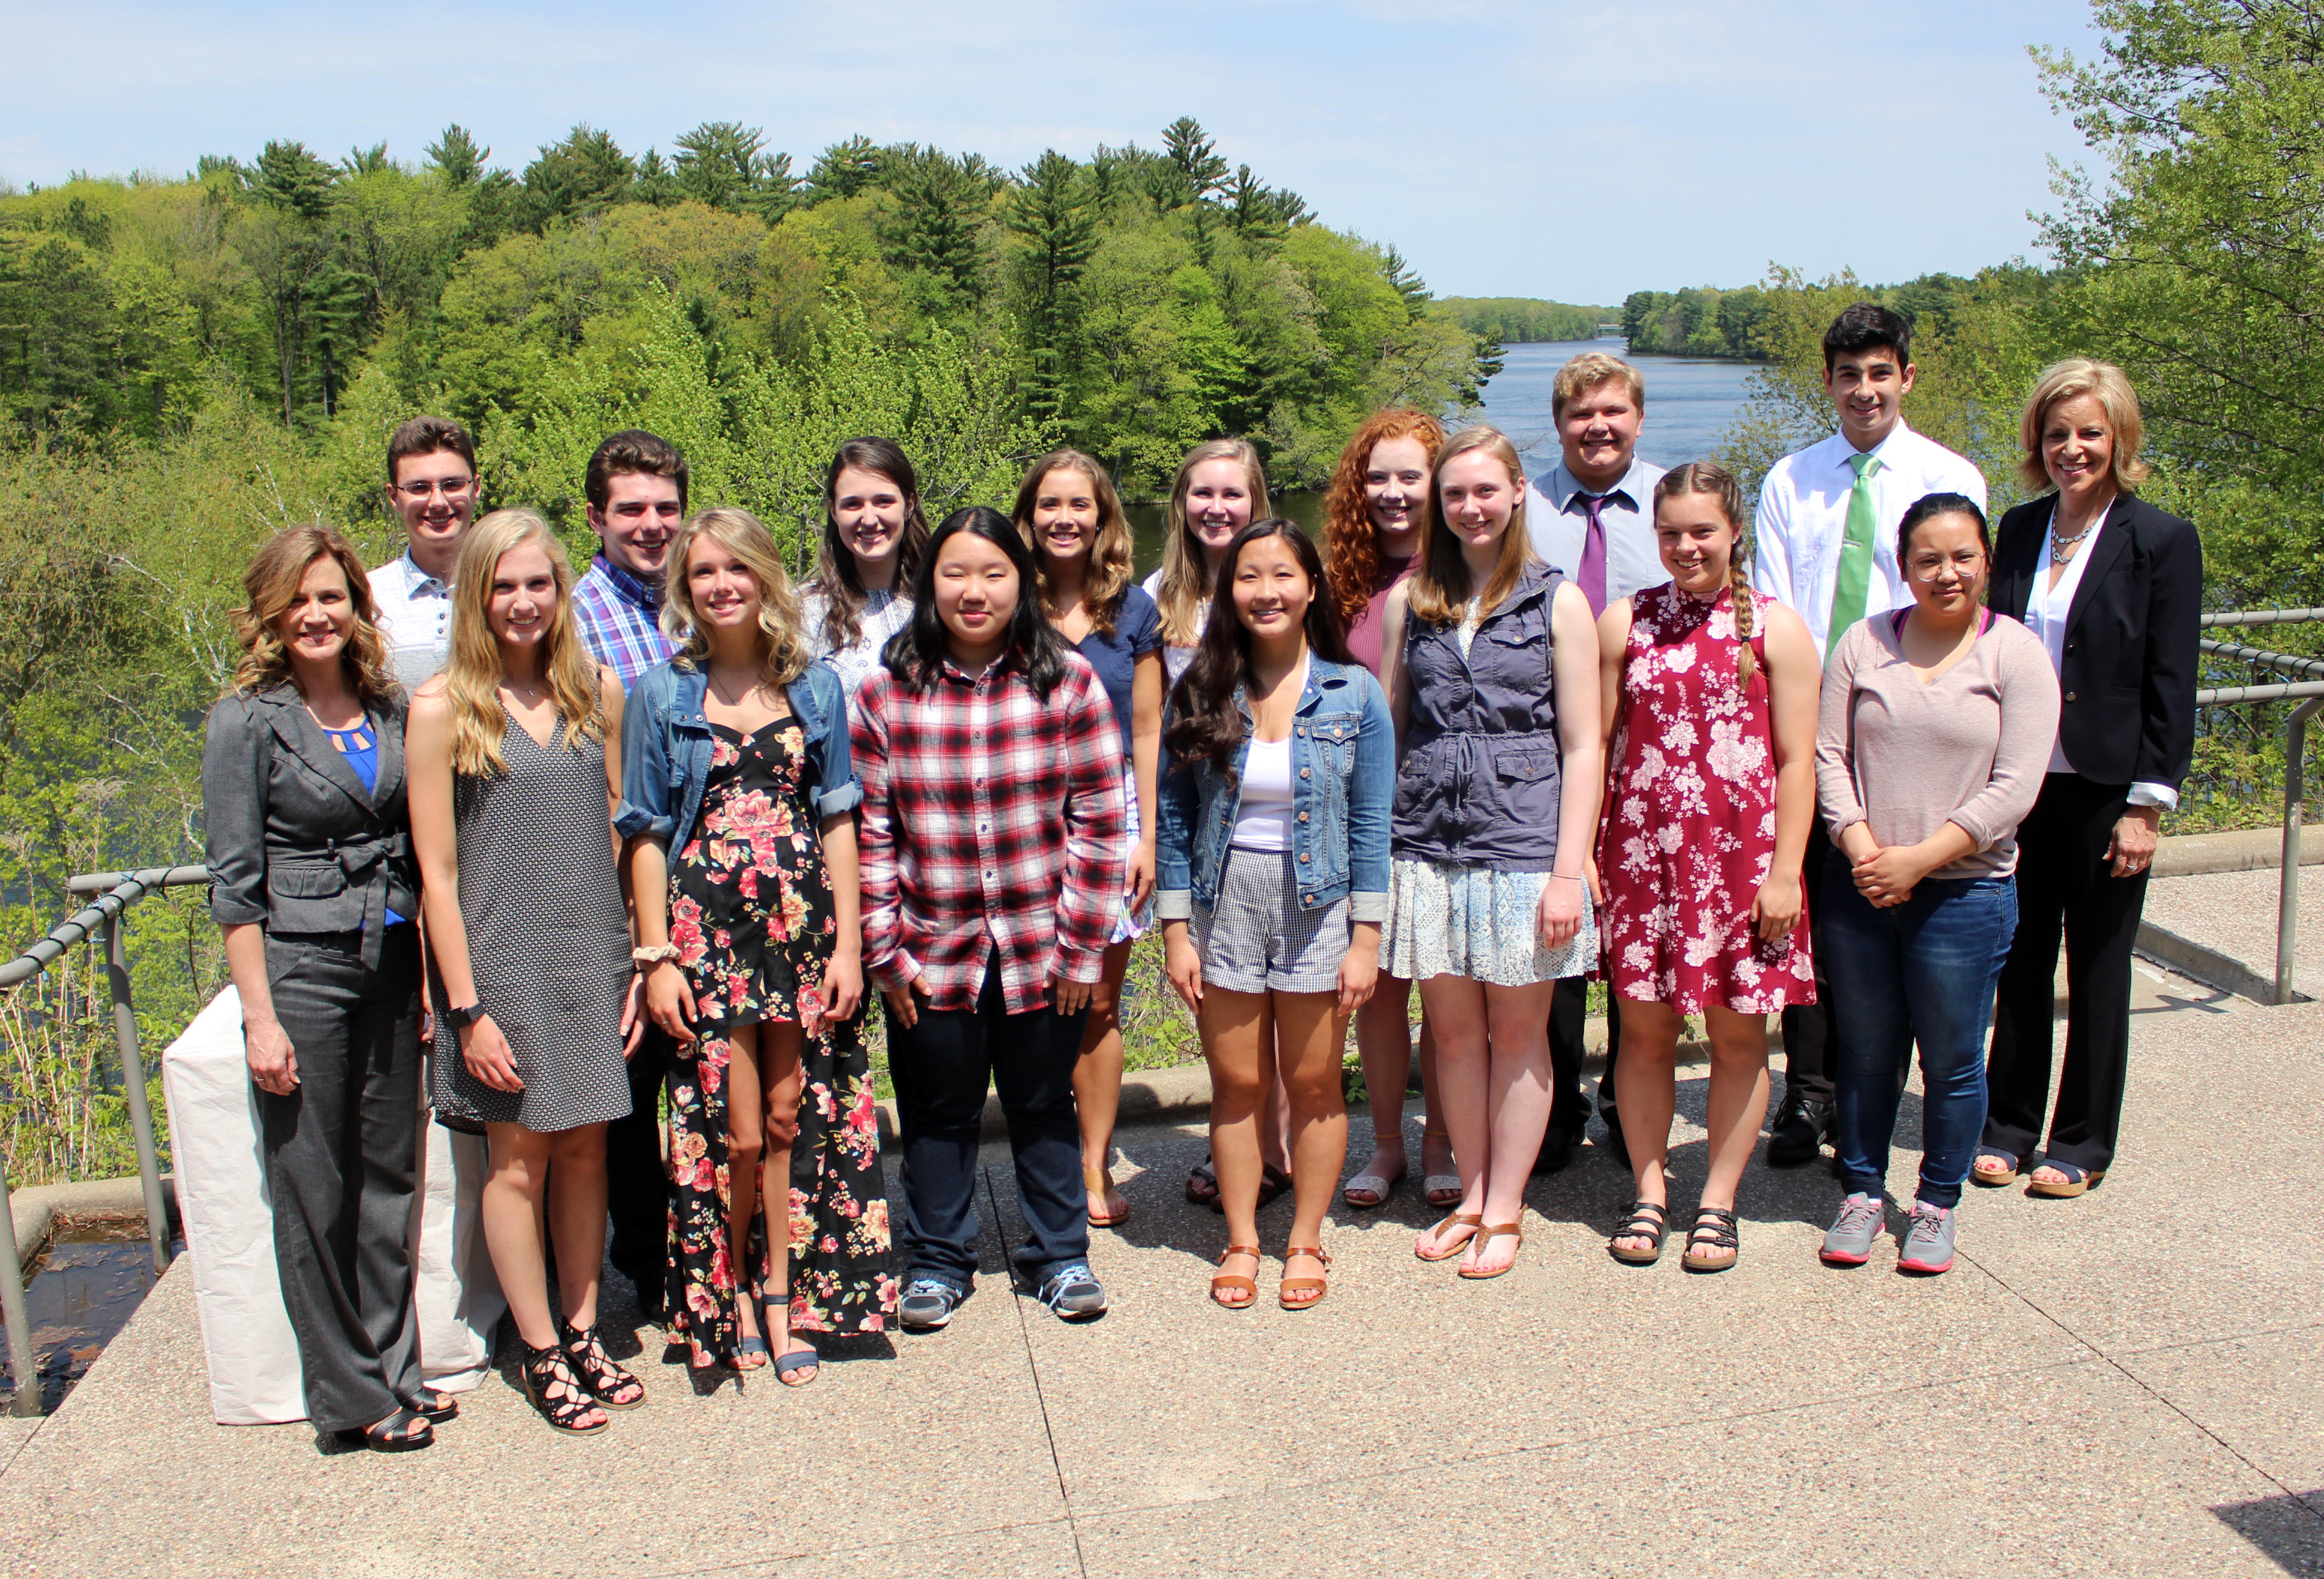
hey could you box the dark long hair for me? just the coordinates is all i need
[884,506,1072,700]
[1165,520,1352,780]
[809,436,931,650]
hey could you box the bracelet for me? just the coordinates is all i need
[1546,873,1586,884]
[631,944,681,968]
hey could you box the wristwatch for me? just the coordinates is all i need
[441,1002,484,1032]
[632,944,681,969]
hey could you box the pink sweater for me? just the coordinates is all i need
[1816,611,2062,880]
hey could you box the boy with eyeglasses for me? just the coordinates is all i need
[369,417,481,689]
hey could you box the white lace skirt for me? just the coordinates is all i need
[1379,859,1597,986]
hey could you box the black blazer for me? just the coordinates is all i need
[202,682,418,962]
[1988,492,2200,790]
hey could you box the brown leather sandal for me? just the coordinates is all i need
[1211,1245,1262,1309]
[1415,1211,1483,1262]
[1458,1222,1524,1280]
[1085,1164,1130,1227]
[1279,1245,1330,1311]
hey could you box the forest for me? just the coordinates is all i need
[1435,297,1613,344]
[0,0,2319,1183]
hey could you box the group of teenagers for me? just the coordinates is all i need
[203,299,2198,1453]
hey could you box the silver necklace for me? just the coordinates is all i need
[2050,508,2100,562]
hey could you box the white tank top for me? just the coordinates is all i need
[1231,736,1296,852]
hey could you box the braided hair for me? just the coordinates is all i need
[1653,461,1758,691]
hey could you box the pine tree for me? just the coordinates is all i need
[1009,150,1097,423]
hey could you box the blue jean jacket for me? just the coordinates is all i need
[1155,655,1393,923]
[616,658,860,853]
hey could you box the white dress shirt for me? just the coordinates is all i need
[1752,420,1988,662]
[2022,500,2177,810]
[368,552,452,691]
[1523,456,1672,607]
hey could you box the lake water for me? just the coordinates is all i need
[1126,338,1755,574]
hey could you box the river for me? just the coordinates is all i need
[1127,338,1756,573]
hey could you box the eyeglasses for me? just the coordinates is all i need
[394,477,475,500]
[1907,551,1986,582]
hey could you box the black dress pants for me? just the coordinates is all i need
[1985,773,2148,1174]
[1549,978,1620,1129]
[889,958,1091,1289]
[605,1024,671,1319]
[258,926,424,1434]
[1777,817,1840,1104]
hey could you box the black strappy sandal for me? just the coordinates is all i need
[1607,1199,1670,1265]
[403,1387,459,1424]
[1681,1206,1741,1274]
[520,1341,610,1435]
[560,1317,646,1410]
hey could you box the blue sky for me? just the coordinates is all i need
[3,0,2107,306]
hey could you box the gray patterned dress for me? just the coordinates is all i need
[431,717,633,1135]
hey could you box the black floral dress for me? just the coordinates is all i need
[664,718,894,1364]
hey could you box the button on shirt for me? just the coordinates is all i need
[1752,422,1988,662]
[367,553,453,691]
[1523,456,1671,611]
[571,554,677,692]
[2022,499,2178,810]
[851,653,1127,1015]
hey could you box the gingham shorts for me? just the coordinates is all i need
[1191,847,1352,994]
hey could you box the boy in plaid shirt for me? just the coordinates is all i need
[853,508,1126,1327]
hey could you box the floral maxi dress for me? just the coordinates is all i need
[665,718,894,1363]
[1598,583,1815,1014]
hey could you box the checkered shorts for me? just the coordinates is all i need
[1191,847,1352,994]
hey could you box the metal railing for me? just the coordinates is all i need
[0,863,208,1416]
[2196,611,2324,1005]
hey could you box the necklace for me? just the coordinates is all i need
[2050,520,2097,562]
[706,672,763,708]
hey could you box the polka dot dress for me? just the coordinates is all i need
[431,717,634,1135]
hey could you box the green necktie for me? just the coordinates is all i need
[1828,451,1880,655]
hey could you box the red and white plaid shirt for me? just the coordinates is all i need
[852,651,1127,1015]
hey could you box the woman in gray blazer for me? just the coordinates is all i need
[203,526,441,1453]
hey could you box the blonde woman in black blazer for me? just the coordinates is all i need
[204,526,442,1453]
[1979,360,2199,1200]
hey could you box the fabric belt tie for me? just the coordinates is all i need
[282,831,411,968]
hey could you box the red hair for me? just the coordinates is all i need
[1321,409,1447,628]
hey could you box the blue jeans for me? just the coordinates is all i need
[1822,867,2017,1210]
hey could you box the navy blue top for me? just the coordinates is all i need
[1073,586,1164,759]
[325,722,409,926]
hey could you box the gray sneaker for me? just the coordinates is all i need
[1897,1203,1957,1274]
[1820,1193,1885,1266]
[898,1277,966,1330]
[1036,1262,1107,1320]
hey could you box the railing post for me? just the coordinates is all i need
[2277,699,2322,1006]
[0,1168,41,1417]
[100,915,171,1275]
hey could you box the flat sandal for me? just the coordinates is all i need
[1608,1199,1670,1266]
[1279,1245,1330,1311]
[1458,1223,1523,1280]
[1415,1211,1482,1262]
[1211,1244,1261,1310]
[1681,1205,1741,1274]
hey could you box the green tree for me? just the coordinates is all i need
[1007,150,1097,423]
[517,124,636,232]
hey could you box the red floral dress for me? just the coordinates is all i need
[666,719,894,1363]
[1598,583,1815,1014]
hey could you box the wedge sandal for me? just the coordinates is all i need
[2025,1159,2106,1199]
[1971,1147,2025,1187]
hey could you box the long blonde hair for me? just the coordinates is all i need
[228,525,398,706]
[662,507,812,686]
[1406,426,1535,628]
[1151,438,1272,647]
[1653,462,1761,690]
[441,509,605,778]
[1014,449,1136,638]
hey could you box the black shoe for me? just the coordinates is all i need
[1767,1096,1834,1168]
[1600,1110,1631,1173]
[1531,1126,1579,1175]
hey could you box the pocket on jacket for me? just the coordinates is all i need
[268,865,347,900]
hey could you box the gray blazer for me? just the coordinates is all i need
[202,682,418,965]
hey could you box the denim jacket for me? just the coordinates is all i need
[616,658,860,853]
[1155,655,1393,923]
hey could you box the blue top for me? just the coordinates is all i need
[616,659,860,856]
[1155,654,1394,923]
[323,723,409,926]
[1073,586,1164,759]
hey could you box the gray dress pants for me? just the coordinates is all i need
[257,926,424,1433]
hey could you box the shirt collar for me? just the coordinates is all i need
[1831,418,1916,475]
[592,554,663,613]
[396,551,449,595]
[1544,456,1652,516]
[938,648,1016,686]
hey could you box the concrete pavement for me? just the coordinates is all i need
[0,953,2319,1577]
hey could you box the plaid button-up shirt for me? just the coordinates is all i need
[572,554,676,691]
[853,651,1127,1015]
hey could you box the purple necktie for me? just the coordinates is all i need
[1575,492,1610,618]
